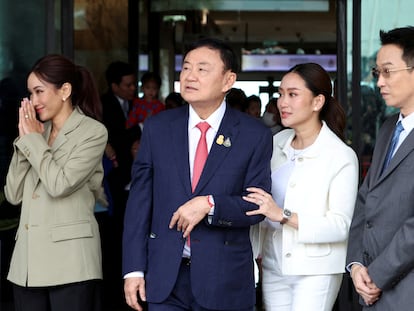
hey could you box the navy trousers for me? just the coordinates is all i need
[148,259,254,311]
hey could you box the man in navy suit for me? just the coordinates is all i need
[122,38,272,311]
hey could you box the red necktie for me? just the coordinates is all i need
[192,122,210,192]
[187,122,210,247]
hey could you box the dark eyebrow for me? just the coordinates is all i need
[279,86,300,92]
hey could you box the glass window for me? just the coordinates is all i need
[357,0,414,173]
[0,0,49,187]
[74,0,130,93]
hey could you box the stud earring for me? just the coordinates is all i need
[62,97,66,102]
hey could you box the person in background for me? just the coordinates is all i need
[101,61,137,207]
[165,91,185,110]
[124,125,142,192]
[100,60,139,310]
[347,26,414,310]
[226,87,247,112]
[122,37,272,311]
[262,97,285,135]
[246,62,359,311]
[126,72,165,129]
[245,94,262,118]
[4,54,107,311]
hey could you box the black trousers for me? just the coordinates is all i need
[12,279,102,311]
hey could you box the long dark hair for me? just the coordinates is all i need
[30,54,102,121]
[287,63,346,141]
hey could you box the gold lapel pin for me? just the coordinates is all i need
[216,135,224,145]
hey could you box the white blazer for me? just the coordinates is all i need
[251,122,359,275]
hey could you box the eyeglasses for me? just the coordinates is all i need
[372,66,413,79]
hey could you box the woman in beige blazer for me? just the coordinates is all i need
[245,63,359,311]
[4,55,107,311]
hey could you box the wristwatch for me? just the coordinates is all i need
[280,208,292,225]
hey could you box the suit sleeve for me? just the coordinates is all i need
[210,126,272,228]
[346,176,369,266]
[4,140,31,205]
[122,120,153,274]
[11,123,107,198]
[368,216,414,290]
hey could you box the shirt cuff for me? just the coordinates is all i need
[207,195,215,224]
[346,262,363,273]
[124,271,144,279]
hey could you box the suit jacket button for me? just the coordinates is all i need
[285,253,291,258]
[25,224,29,230]
[366,221,372,228]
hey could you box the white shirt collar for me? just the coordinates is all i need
[399,112,414,135]
[115,95,127,105]
[188,101,226,132]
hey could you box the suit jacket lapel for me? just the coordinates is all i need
[371,124,394,184]
[378,129,414,181]
[193,108,240,194]
[371,114,414,186]
[52,108,83,151]
[34,108,83,187]
[170,107,192,196]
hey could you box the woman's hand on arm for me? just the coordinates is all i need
[243,187,283,221]
[244,187,299,229]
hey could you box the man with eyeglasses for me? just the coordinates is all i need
[346,26,414,310]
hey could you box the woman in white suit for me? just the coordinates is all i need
[4,55,107,311]
[245,63,359,311]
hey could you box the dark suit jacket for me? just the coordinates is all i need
[347,113,414,310]
[123,105,272,310]
[101,92,134,187]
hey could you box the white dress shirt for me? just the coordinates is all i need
[183,102,226,257]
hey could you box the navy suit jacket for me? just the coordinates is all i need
[347,113,414,310]
[123,104,272,309]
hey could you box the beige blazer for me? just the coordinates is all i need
[4,107,107,287]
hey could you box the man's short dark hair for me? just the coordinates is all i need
[183,37,239,73]
[380,26,414,65]
[105,61,136,86]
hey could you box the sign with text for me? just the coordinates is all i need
[241,54,337,72]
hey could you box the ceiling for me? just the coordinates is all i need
[207,10,337,53]
[152,0,337,54]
